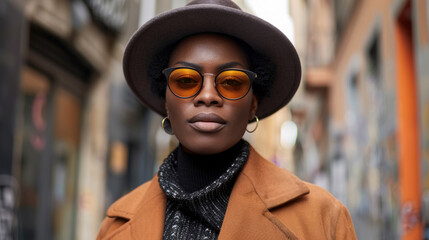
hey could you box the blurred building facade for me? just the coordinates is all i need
[0,0,145,239]
[289,0,429,239]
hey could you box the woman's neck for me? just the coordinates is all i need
[177,140,243,193]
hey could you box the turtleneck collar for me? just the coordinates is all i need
[177,140,244,193]
[158,139,249,201]
[157,140,249,236]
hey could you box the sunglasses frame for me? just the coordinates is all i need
[162,66,257,100]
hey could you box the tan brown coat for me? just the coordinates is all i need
[97,147,357,239]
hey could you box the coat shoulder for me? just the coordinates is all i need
[303,182,342,207]
[271,182,356,239]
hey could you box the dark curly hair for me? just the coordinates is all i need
[147,34,276,100]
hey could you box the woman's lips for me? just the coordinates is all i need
[188,113,226,132]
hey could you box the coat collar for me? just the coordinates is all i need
[105,146,310,239]
[218,146,309,239]
[240,146,310,209]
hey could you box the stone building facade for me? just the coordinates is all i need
[1,0,141,239]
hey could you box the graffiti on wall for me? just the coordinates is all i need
[343,33,400,239]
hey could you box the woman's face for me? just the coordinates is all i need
[165,34,258,155]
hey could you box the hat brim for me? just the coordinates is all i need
[123,3,301,120]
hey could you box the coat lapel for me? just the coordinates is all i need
[105,175,166,239]
[219,147,310,240]
[131,176,166,239]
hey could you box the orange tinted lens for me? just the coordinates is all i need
[216,70,250,99]
[168,68,202,97]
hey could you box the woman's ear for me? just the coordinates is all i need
[165,102,169,116]
[249,95,258,120]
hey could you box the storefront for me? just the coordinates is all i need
[15,23,91,239]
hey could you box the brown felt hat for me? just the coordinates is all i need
[123,0,301,120]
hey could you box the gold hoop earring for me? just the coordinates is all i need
[161,117,174,135]
[246,116,259,133]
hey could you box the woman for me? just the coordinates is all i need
[97,0,357,239]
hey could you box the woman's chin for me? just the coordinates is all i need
[180,138,238,155]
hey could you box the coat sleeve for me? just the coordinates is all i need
[333,203,357,240]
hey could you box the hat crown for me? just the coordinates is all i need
[124,0,301,120]
[187,0,241,10]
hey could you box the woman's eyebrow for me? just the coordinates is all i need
[172,61,201,70]
[217,62,245,71]
[172,61,245,71]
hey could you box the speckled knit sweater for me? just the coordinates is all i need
[158,140,249,240]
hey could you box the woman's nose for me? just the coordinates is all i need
[193,75,223,106]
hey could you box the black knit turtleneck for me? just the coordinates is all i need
[158,140,249,240]
[177,141,243,193]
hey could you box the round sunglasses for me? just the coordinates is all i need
[162,67,257,100]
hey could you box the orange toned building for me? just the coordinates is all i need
[291,0,429,239]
